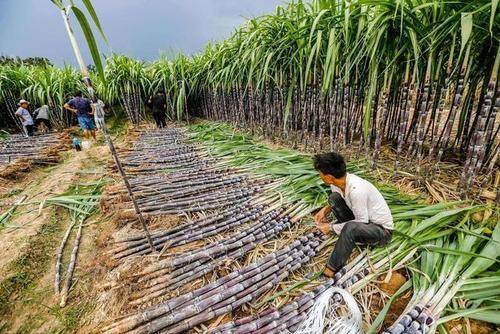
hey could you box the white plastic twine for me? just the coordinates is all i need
[289,287,364,334]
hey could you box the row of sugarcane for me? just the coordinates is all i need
[0,63,85,130]
[183,0,500,200]
[0,132,70,165]
[191,67,499,200]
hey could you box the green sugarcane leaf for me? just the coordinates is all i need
[80,0,108,43]
[463,310,500,324]
[463,223,500,278]
[70,5,105,82]
[438,304,500,324]
[491,0,499,34]
[50,0,64,9]
[459,286,500,299]
[423,245,500,263]
[460,12,473,56]
[367,279,412,334]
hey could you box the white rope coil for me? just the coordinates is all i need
[290,286,363,334]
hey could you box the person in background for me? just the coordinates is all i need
[148,91,167,128]
[93,98,106,131]
[15,99,34,137]
[33,104,52,132]
[64,91,96,140]
[313,152,393,278]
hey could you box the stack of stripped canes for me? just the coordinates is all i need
[103,128,341,333]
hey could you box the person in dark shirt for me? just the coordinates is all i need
[64,91,96,140]
[148,91,167,128]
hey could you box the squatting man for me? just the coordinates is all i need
[313,152,393,278]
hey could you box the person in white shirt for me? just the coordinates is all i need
[93,99,106,130]
[15,99,34,136]
[34,104,52,131]
[313,152,393,278]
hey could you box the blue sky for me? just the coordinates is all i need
[0,0,283,66]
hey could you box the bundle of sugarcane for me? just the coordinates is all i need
[45,180,105,307]
[123,206,303,306]
[126,173,250,199]
[111,198,276,259]
[383,223,500,334]
[133,175,256,205]
[0,133,63,164]
[102,231,326,334]
[208,252,372,334]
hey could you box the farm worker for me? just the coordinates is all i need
[148,91,167,128]
[33,104,52,131]
[93,99,106,131]
[313,152,393,278]
[64,91,96,140]
[15,99,34,137]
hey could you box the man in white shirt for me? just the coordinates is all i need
[313,152,393,278]
[15,100,34,136]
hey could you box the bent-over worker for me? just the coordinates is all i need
[313,152,393,278]
[34,104,52,131]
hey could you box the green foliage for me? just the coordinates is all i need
[0,56,52,67]
[187,122,417,210]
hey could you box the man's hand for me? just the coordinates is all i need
[314,205,331,224]
[317,223,330,235]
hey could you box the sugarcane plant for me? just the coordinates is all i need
[22,65,86,129]
[183,0,500,197]
[105,54,148,125]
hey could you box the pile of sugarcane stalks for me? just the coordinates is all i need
[0,132,71,178]
[101,127,333,333]
[114,204,304,307]
[109,128,279,218]
[102,231,327,334]
[209,251,389,334]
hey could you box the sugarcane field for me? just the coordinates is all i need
[0,0,499,333]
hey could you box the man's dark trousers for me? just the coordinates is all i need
[153,111,166,128]
[327,192,391,271]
